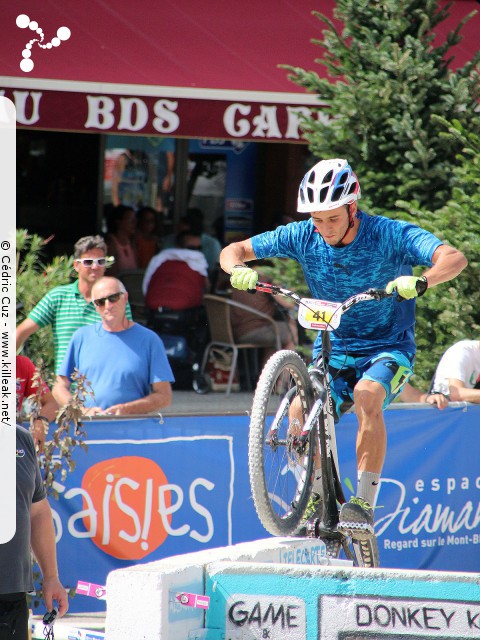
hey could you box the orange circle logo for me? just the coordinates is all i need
[81,456,171,560]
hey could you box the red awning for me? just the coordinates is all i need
[1,0,478,141]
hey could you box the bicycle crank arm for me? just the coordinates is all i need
[306,519,343,541]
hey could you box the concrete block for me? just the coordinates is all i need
[105,537,345,639]
[204,562,480,640]
[106,562,204,640]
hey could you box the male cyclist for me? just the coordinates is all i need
[220,158,467,540]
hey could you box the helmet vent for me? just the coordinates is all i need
[319,186,329,203]
[347,182,357,195]
[331,186,345,202]
[322,170,333,185]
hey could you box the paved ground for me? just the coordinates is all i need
[164,389,256,417]
[162,390,436,418]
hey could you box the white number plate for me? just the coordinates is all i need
[298,298,342,331]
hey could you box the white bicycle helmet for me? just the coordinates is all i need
[297,158,361,213]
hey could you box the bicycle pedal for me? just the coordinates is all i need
[338,521,374,542]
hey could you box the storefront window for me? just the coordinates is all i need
[103,135,175,214]
[187,140,258,244]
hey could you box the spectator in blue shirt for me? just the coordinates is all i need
[53,277,174,416]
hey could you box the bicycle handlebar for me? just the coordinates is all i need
[255,281,392,305]
[254,282,393,331]
[256,279,426,303]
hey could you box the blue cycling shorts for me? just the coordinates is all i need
[311,350,414,421]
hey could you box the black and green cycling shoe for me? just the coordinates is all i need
[338,497,375,541]
[304,492,323,520]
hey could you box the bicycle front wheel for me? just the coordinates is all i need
[249,350,315,536]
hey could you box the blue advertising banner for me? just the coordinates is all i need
[43,405,480,612]
[337,405,480,572]
[364,405,480,572]
[46,416,265,612]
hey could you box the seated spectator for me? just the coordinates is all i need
[143,232,209,312]
[16,355,58,452]
[53,277,174,416]
[398,381,448,409]
[430,339,480,402]
[230,286,298,367]
[135,206,162,269]
[106,204,139,274]
[16,235,129,374]
[187,207,222,273]
[163,208,222,274]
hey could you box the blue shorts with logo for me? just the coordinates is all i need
[311,350,414,421]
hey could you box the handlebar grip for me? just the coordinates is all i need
[396,277,428,302]
[255,282,275,294]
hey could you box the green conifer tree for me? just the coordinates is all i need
[283,0,480,213]
[399,118,480,386]
[273,0,480,388]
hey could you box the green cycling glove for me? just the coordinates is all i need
[230,265,259,291]
[385,276,428,300]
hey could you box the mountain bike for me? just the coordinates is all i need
[248,282,394,568]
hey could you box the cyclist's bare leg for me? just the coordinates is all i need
[288,395,321,476]
[338,378,385,545]
[288,394,303,433]
[353,379,386,475]
[289,390,322,532]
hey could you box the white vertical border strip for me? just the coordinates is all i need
[0,97,16,543]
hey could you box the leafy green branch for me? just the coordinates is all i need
[19,366,92,608]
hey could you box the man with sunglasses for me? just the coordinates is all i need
[53,277,174,415]
[16,235,132,374]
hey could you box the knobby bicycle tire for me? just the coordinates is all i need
[249,350,315,536]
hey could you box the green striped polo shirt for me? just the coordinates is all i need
[28,280,133,373]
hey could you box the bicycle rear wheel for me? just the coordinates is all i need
[249,350,315,536]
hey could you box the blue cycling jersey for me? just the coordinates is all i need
[251,210,442,356]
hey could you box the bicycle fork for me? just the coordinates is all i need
[266,385,324,452]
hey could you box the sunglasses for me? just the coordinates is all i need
[93,292,124,307]
[75,257,108,267]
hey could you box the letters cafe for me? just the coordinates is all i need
[2,0,477,245]
[3,88,324,141]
